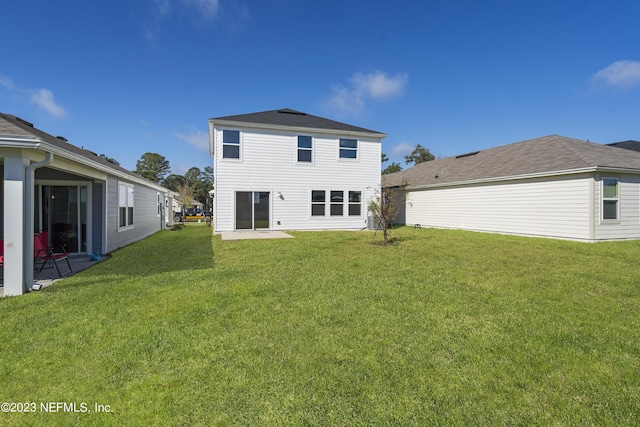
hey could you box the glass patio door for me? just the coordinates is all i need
[41,185,87,253]
[235,191,270,230]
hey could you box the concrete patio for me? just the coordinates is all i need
[0,254,103,297]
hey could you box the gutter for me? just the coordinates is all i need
[24,152,54,291]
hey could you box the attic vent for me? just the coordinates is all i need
[16,117,34,127]
[277,109,307,115]
[85,149,98,156]
[56,136,68,142]
[455,151,480,159]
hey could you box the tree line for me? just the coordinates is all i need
[132,152,214,210]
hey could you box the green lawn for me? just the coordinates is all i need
[1,225,639,426]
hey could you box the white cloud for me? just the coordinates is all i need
[30,89,68,118]
[176,129,209,150]
[0,75,16,90]
[351,71,408,100]
[145,0,245,43]
[391,142,414,156]
[0,75,67,118]
[592,60,640,89]
[183,0,219,20]
[326,71,408,115]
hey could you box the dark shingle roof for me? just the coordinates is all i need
[607,140,640,153]
[0,113,159,185]
[210,108,385,136]
[383,135,640,188]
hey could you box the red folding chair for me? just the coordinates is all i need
[34,233,72,278]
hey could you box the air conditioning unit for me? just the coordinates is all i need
[367,215,383,230]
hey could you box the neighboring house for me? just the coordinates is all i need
[1,113,175,296]
[383,135,640,242]
[208,108,385,232]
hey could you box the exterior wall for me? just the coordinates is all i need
[593,173,640,241]
[213,127,381,232]
[105,176,164,252]
[405,174,593,241]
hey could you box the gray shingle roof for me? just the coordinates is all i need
[383,135,640,189]
[0,113,158,184]
[210,108,386,136]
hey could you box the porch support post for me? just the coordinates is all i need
[3,155,28,296]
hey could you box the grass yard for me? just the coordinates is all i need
[1,224,639,426]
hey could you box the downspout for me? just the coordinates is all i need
[24,152,54,291]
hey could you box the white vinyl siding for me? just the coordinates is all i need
[405,175,593,241]
[213,127,380,232]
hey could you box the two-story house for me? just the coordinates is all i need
[208,109,386,233]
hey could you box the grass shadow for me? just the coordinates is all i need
[77,224,215,280]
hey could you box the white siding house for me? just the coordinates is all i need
[208,109,385,233]
[383,135,640,242]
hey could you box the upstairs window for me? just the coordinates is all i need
[222,130,240,159]
[339,138,358,159]
[298,136,312,163]
[119,183,134,229]
[602,178,619,221]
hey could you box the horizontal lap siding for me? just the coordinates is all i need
[406,175,592,240]
[106,176,163,252]
[594,174,640,240]
[214,128,380,232]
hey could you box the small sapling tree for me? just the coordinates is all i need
[368,183,407,245]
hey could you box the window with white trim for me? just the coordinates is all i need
[602,178,619,221]
[298,135,312,163]
[119,183,134,229]
[339,138,358,159]
[330,191,344,216]
[157,193,161,217]
[311,190,325,216]
[348,191,362,216]
[311,190,363,217]
[222,130,240,159]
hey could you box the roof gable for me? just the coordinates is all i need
[383,135,640,188]
[209,108,385,137]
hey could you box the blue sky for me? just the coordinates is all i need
[1,0,639,174]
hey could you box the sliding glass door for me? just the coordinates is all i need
[40,185,87,253]
[235,191,270,230]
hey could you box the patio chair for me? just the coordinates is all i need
[34,233,72,278]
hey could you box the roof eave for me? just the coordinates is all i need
[208,118,386,140]
[37,142,171,192]
[407,167,605,191]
